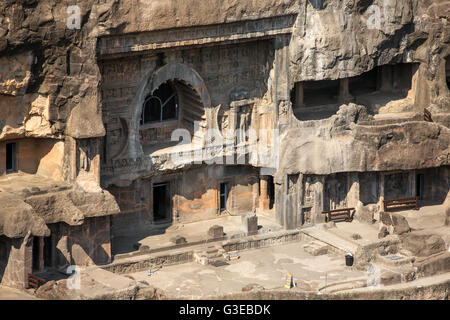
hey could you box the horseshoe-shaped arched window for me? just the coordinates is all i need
[141,81,179,125]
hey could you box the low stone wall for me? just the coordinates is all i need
[300,231,346,255]
[354,235,401,270]
[102,251,194,274]
[221,230,301,253]
[415,252,450,278]
[208,278,450,300]
[104,230,303,274]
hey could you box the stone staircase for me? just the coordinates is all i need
[302,226,359,255]
[193,245,227,266]
[319,278,368,294]
[302,241,329,256]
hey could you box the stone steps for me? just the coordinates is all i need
[194,245,227,265]
[376,253,415,267]
[302,241,329,256]
[105,229,302,273]
[302,227,359,255]
[319,278,367,294]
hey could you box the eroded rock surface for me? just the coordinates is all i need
[401,232,447,257]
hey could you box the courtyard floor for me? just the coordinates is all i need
[126,241,366,299]
[113,210,281,256]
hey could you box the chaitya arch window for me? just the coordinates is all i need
[141,81,179,125]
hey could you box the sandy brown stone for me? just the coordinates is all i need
[401,232,447,257]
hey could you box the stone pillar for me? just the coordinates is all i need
[347,172,360,207]
[242,213,258,235]
[57,224,71,266]
[379,173,385,210]
[408,170,416,197]
[314,177,325,224]
[252,178,259,213]
[38,237,44,271]
[275,175,285,227]
[259,176,270,211]
[294,82,304,108]
[227,103,238,145]
[338,78,353,103]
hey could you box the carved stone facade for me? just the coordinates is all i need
[0,1,449,289]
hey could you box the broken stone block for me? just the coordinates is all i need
[380,271,402,286]
[352,233,362,240]
[380,211,392,226]
[380,211,410,235]
[414,252,450,277]
[378,226,389,239]
[391,214,411,235]
[241,283,265,292]
[354,202,377,224]
[401,232,446,257]
[139,245,150,253]
[321,221,336,229]
[170,235,187,245]
[242,213,258,235]
[445,206,450,226]
[193,251,209,265]
[303,242,328,256]
[207,225,224,240]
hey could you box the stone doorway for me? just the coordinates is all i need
[6,142,16,173]
[268,176,275,210]
[32,236,40,272]
[32,236,53,272]
[153,183,170,222]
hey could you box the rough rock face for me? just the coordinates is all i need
[353,235,400,269]
[280,104,450,176]
[401,232,447,257]
[354,202,378,224]
[0,174,119,238]
[0,0,448,243]
[290,0,415,80]
[290,0,450,112]
[446,206,450,226]
[414,252,450,278]
[380,211,411,235]
[0,0,300,142]
[0,0,448,146]
[378,226,389,239]
[0,197,49,238]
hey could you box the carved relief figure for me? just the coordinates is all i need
[267,68,275,103]
[107,117,129,160]
[238,108,250,144]
[78,140,90,172]
[303,177,314,206]
[326,177,347,210]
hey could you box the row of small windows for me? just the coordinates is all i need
[141,81,179,125]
